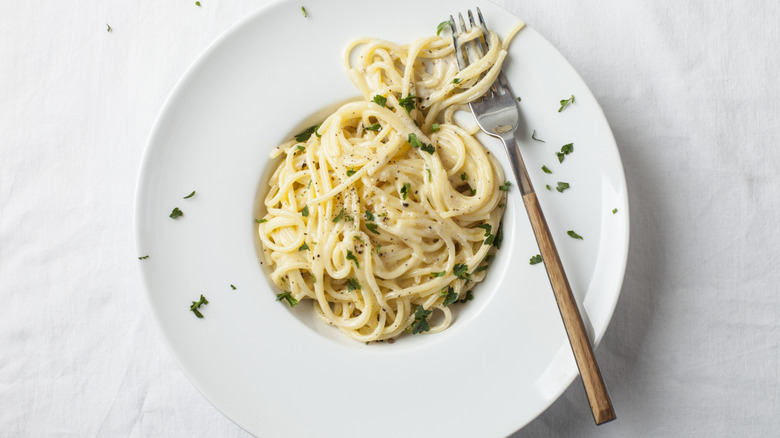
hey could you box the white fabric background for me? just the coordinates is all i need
[1,0,778,436]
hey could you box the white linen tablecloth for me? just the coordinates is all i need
[1,1,778,436]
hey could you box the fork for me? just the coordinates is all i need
[450,9,616,425]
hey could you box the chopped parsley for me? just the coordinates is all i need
[529,254,543,265]
[333,208,344,222]
[426,167,432,181]
[276,292,298,307]
[346,250,359,268]
[430,123,440,132]
[230,284,237,290]
[365,223,380,235]
[532,130,545,143]
[436,21,450,36]
[452,78,462,84]
[441,286,458,307]
[410,305,432,334]
[542,165,552,174]
[301,205,309,217]
[106,24,112,32]
[169,207,183,219]
[298,242,309,251]
[296,145,306,152]
[256,218,267,223]
[420,143,435,154]
[430,271,446,277]
[408,133,422,149]
[195,1,201,6]
[182,191,196,199]
[457,290,474,303]
[561,143,574,155]
[346,168,356,177]
[372,95,387,107]
[294,125,317,142]
[300,6,307,17]
[558,95,575,112]
[612,208,618,214]
[364,210,375,221]
[483,234,495,245]
[476,224,492,236]
[494,223,504,249]
[400,182,411,200]
[347,278,361,291]
[567,230,584,240]
[461,172,468,181]
[190,294,208,318]
[516,97,522,102]
[453,263,469,279]
[138,255,149,260]
[499,181,511,191]
[365,123,382,132]
[475,265,489,273]
[546,184,551,191]
[398,95,420,114]
[556,182,570,193]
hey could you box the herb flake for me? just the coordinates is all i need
[301,205,309,217]
[410,305,432,334]
[567,230,584,240]
[556,182,570,193]
[190,294,208,318]
[532,130,545,143]
[542,165,552,174]
[372,95,387,107]
[558,95,575,112]
[183,191,196,199]
[436,21,450,36]
[499,181,511,191]
[529,254,543,265]
[169,207,183,219]
[365,223,380,235]
[276,292,298,307]
[346,250,359,268]
[294,125,317,142]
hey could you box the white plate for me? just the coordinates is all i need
[135,0,629,436]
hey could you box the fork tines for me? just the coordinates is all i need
[449,8,492,71]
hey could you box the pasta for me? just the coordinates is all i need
[258,22,524,342]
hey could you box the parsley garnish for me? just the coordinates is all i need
[476,224,492,236]
[301,205,309,217]
[372,95,387,107]
[499,203,505,208]
[483,234,495,245]
[365,210,375,221]
[430,123,440,132]
[169,207,183,219]
[441,286,458,307]
[556,152,565,163]
[453,263,469,279]
[426,167,432,181]
[499,181,511,191]
[556,182,570,193]
[365,123,382,132]
[365,223,380,235]
[296,145,306,152]
[276,292,298,307]
[230,284,237,290]
[546,184,551,191]
[558,95,575,112]
[346,168,356,177]
[494,223,504,249]
[346,250,359,268]
[138,255,149,260]
[532,130,545,142]
[475,265,488,272]
[106,24,112,32]
[530,254,543,265]
[567,230,584,240]
[457,290,474,303]
[400,182,411,200]
[333,208,345,222]
[301,6,307,17]
[398,95,420,113]
[295,125,317,142]
[190,294,208,318]
[353,235,363,243]
[408,133,422,148]
[561,143,574,155]
[183,191,196,199]
[347,278,361,291]
[256,218,267,223]
[430,271,446,277]
[461,172,468,181]
[436,21,450,36]
[298,242,309,251]
[612,208,618,214]
[420,143,435,154]
[195,1,201,6]
[542,165,552,174]
[516,97,522,102]
[410,305,432,334]
[452,78,462,84]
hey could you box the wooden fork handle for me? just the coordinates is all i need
[523,192,616,425]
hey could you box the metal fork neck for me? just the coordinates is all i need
[500,133,534,196]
